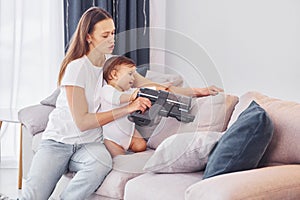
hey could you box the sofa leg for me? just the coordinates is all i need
[18,124,23,190]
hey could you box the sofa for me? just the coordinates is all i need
[18,71,300,200]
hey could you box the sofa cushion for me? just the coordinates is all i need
[186,165,300,200]
[124,172,202,200]
[95,150,154,199]
[18,104,55,135]
[40,88,60,107]
[145,70,183,88]
[143,131,221,173]
[136,66,149,77]
[228,91,300,165]
[203,101,274,179]
[32,132,43,152]
[147,93,238,149]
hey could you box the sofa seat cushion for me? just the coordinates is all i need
[96,150,154,199]
[186,165,300,200]
[124,172,202,200]
[228,91,300,165]
[32,132,43,153]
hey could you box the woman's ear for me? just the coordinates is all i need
[86,34,92,44]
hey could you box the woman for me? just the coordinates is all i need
[21,7,222,200]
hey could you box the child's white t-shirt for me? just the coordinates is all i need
[43,55,111,144]
[100,85,136,150]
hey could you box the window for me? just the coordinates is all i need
[0,0,64,162]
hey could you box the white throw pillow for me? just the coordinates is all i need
[143,131,222,173]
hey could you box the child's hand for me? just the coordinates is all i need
[130,88,140,101]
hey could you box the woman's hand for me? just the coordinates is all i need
[128,97,152,113]
[192,85,224,97]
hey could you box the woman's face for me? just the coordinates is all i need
[87,18,115,54]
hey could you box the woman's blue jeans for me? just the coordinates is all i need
[21,139,112,200]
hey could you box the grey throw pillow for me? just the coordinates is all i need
[18,104,55,135]
[40,88,60,107]
[136,66,149,77]
[202,101,274,179]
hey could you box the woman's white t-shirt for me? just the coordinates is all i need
[43,55,111,144]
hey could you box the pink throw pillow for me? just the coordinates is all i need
[147,93,239,149]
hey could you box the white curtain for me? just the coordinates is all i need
[0,0,64,162]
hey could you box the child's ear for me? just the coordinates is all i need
[111,69,118,79]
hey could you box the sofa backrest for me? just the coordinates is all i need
[228,91,300,166]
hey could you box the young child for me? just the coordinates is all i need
[100,56,148,157]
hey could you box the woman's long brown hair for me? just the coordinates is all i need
[58,7,112,85]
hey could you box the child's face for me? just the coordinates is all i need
[115,65,136,91]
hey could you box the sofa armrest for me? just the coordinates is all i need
[18,104,54,136]
[185,165,300,200]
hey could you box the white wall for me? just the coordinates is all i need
[150,0,300,102]
[149,0,166,73]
